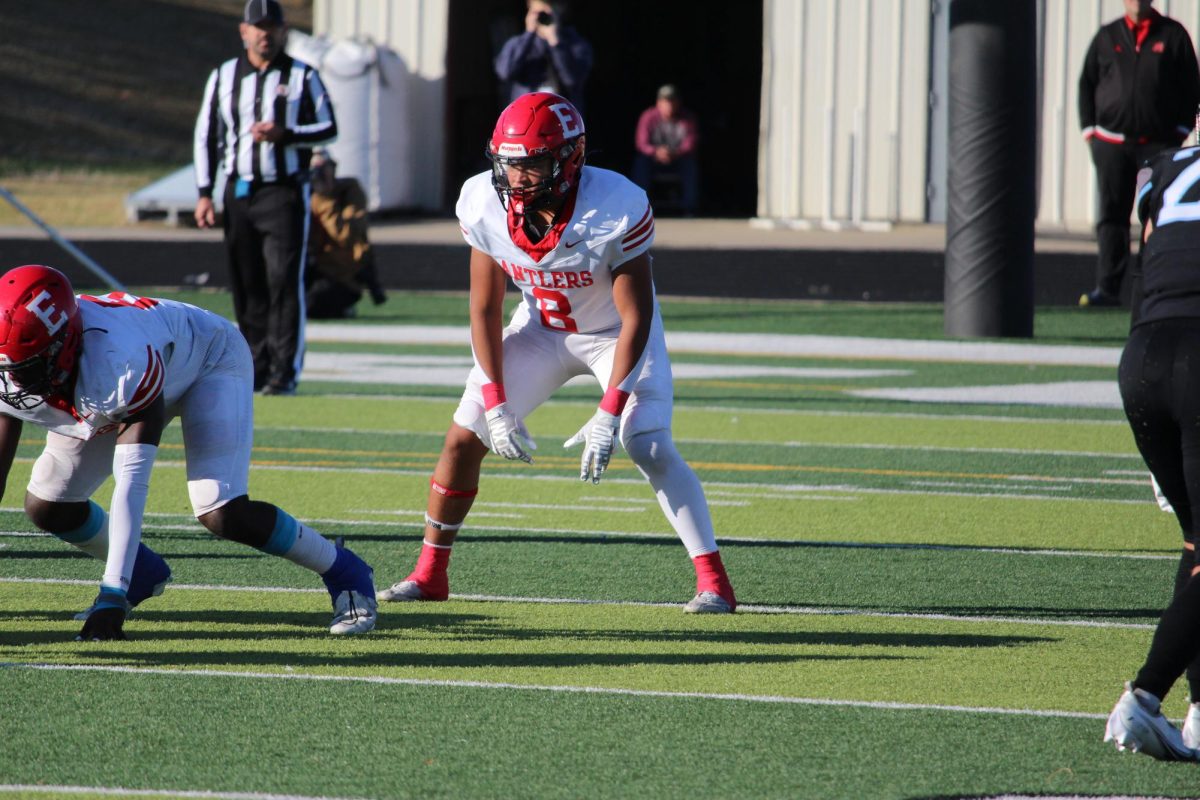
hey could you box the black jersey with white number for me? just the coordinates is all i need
[1135,145,1200,326]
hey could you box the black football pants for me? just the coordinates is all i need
[1119,319,1200,700]
[222,182,308,389]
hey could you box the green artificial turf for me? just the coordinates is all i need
[2,296,1186,800]
[5,666,1196,800]
[2,584,1198,799]
[117,287,1132,345]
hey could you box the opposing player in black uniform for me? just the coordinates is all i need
[1105,136,1200,760]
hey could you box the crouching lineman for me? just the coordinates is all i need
[1104,138,1200,760]
[376,92,736,613]
[0,265,376,640]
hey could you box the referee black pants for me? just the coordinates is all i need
[1119,319,1200,700]
[1089,139,1172,298]
[222,181,308,390]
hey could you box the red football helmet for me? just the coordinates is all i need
[0,265,83,409]
[486,92,586,214]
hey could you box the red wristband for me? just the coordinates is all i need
[482,382,506,410]
[599,387,630,415]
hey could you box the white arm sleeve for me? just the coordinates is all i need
[101,443,158,591]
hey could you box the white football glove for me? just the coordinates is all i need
[564,408,621,484]
[485,402,536,463]
[1152,474,1175,513]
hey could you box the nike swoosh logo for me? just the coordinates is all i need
[564,239,583,248]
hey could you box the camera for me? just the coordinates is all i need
[536,10,554,25]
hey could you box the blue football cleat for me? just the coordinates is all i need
[321,538,377,635]
[74,543,172,621]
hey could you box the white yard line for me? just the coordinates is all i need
[0,577,1159,630]
[8,459,1141,506]
[0,511,1176,560]
[0,662,1110,721]
[308,394,1131,426]
[706,490,861,502]
[254,425,1142,461]
[306,325,1122,367]
[908,481,1074,492]
[695,437,1144,460]
[211,464,1153,491]
[302,352,912,386]
[0,786,369,800]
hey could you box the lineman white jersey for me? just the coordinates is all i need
[4,293,237,440]
[457,166,657,334]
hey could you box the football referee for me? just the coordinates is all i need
[194,0,337,395]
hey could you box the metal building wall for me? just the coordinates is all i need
[312,0,449,208]
[756,0,932,227]
[312,0,1200,226]
[759,0,1200,229]
[1039,0,1200,230]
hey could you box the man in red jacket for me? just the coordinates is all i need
[1078,0,1200,308]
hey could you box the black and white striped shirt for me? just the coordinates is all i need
[194,53,337,198]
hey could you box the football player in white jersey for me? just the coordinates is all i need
[0,265,377,640]
[377,92,737,613]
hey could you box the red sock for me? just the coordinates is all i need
[692,551,736,610]
[404,542,451,600]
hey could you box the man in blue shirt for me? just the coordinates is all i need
[494,1,592,113]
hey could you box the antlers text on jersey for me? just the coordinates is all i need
[496,258,595,290]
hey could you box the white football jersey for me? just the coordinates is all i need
[457,166,656,334]
[4,293,237,440]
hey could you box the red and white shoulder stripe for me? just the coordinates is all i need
[126,346,165,416]
[622,206,655,252]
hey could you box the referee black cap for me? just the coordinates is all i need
[244,0,284,25]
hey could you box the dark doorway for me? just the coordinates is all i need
[445,0,763,217]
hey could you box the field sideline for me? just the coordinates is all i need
[3,291,1196,799]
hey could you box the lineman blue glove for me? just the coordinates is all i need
[564,408,621,484]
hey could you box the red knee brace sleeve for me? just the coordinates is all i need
[430,478,478,498]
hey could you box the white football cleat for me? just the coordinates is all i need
[1104,683,1198,761]
[683,591,733,614]
[377,580,428,602]
[329,589,377,635]
[1183,701,1200,749]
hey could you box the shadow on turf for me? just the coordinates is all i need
[339,532,1180,559]
[57,647,885,670]
[785,600,1163,621]
[0,548,265,563]
[0,607,1053,661]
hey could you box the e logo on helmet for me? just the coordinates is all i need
[26,291,68,336]
[549,104,583,138]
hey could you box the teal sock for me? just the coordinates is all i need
[53,501,108,560]
[261,508,336,574]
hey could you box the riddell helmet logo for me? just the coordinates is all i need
[498,143,528,157]
[549,103,583,138]
[26,290,68,336]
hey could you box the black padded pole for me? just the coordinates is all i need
[944,0,1036,338]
